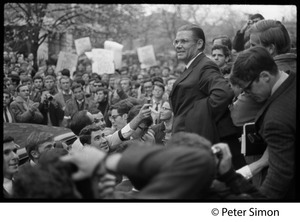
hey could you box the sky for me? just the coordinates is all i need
[143,4,296,22]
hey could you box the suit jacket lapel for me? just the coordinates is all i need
[169,53,205,98]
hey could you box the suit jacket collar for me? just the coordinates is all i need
[255,72,295,124]
[169,53,206,98]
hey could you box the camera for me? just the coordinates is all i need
[211,145,223,159]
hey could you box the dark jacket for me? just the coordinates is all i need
[169,53,237,144]
[255,72,296,199]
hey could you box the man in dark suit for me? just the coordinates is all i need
[169,24,243,168]
[229,46,296,199]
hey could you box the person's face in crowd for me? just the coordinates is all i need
[211,49,228,68]
[9,52,15,58]
[109,77,115,89]
[4,51,9,60]
[60,78,71,92]
[144,81,153,96]
[3,92,11,107]
[238,74,270,103]
[19,72,28,80]
[86,65,92,74]
[131,122,148,140]
[160,101,173,121]
[89,130,110,152]
[31,139,55,163]
[93,82,103,91]
[92,112,106,128]
[174,30,202,64]
[120,79,131,92]
[110,109,127,130]
[96,90,107,102]
[3,140,19,179]
[73,87,84,101]
[47,66,55,75]
[162,68,170,77]
[77,63,85,72]
[167,79,176,92]
[18,85,30,100]
[102,74,109,83]
[23,81,33,91]
[137,75,144,85]
[17,56,24,64]
[28,53,34,61]
[20,63,28,72]
[44,79,54,90]
[152,85,164,99]
[33,79,43,90]
[82,73,89,84]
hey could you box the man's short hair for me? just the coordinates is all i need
[230,46,278,86]
[212,35,232,51]
[61,69,70,77]
[110,100,134,115]
[69,110,93,136]
[71,82,83,92]
[250,13,265,21]
[79,124,103,145]
[21,76,33,84]
[166,132,211,151]
[4,135,14,144]
[95,87,109,96]
[152,76,164,85]
[16,84,28,92]
[44,75,55,82]
[177,24,206,51]
[33,75,43,82]
[25,131,54,161]
[154,82,165,92]
[3,89,11,97]
[59,75,71,83]
[211,44,230,58]
[249,19,291,55]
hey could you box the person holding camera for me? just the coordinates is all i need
[232,13,264,53]
[39,89,64,126]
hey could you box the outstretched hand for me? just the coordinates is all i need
[212,143,232,175]
[60,147,107,181]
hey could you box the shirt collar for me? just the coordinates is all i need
[271,71,289,95]
[186,52,202,69]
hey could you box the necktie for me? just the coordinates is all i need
[155,102,159,111]
[4,108,9,123]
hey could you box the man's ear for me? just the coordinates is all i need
[260,71,272,82]
[197,39,204,50]
[30,150,39,159]
[122,113,128,121]
[266,44,276,56]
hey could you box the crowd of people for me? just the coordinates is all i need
[3,14,297,200]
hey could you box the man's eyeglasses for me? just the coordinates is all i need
[241,78,256,93]
[173,39,194,47]
[109,114,121,121]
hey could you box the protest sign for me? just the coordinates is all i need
[104,40,123,70]
[55,51,78,78]
[91,48,115,75]
[137,45,157,68]
[74,37,92,56]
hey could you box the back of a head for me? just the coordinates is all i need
[69,110,93,136]
[250,13,265,21]
[61,69,70,77]
[166,132,212,151]
[249,19,291,55]
[230,46,278,84]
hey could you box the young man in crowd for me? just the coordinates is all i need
[211,44,231,76]
[10,84,44,124]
